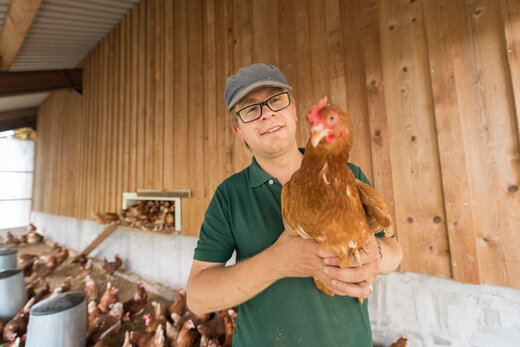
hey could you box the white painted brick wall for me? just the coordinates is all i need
[370,272,520,346]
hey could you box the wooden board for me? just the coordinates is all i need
[378,0,451,278]
[422,0,480,284]
[75,223,119,259]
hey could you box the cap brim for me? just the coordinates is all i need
[228,80,293,111]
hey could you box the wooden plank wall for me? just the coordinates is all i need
[33,0,520,289]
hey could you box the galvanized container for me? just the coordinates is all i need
[0,268,27,321]
[26,291,87,347]
[0,248,17,271]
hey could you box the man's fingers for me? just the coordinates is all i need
[327,280,373,299]
[315,246,336,258]
[324,265,367,283]
[322,256,341,266]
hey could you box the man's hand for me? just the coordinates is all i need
[268,229,335,286]
[321,234,380,300]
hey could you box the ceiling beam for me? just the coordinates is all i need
[0,69,82,96]
[0,0,43,71]
[0,107,38,132]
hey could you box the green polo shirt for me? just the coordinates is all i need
[194,151,380,346]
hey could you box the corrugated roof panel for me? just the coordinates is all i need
[0,0,11,33]
[9,0,141,72]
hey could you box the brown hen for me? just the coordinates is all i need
[281,96,393,301]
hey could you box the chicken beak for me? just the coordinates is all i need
[310,124,329,147]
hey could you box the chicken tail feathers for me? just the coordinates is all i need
[354,178,394,237]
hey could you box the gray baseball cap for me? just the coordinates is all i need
[224,63,293,111]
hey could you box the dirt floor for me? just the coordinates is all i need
[1,240,179,346]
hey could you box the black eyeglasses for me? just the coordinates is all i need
[235,92,291,123]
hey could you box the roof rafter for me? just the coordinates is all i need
[0,69,82,96]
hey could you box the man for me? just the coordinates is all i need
[187,63,402,346]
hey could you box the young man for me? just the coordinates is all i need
[187,64,402,346]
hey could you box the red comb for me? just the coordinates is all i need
[307,96,328,124]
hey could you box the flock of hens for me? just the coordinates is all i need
[92,200,176,233]
[0,225,237,347]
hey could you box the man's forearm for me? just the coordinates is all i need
[377,237,403,274]
[187,247,281,315]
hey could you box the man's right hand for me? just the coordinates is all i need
[267,229,334,286]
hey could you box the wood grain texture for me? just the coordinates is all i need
[359,0,397,245]
[447,0,520,288]
[203,0,218,210]
[379,0,451,278]
[422,0,480,284]
[32,0,520,288]
[501,0,520,150]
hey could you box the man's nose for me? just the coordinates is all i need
[260,104,275,119]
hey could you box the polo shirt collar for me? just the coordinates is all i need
[247,148,306,188]
[248,156,273,188]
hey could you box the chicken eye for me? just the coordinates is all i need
[328,114,336,123]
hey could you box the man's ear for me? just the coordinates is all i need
[233,126,245,143]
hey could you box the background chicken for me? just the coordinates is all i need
[17,253,37,277]
[102,254,123,278]
[76,254,93,278]
[281,96,393,300]
[92,212,121,225]
[168,288,186,327]
[2,297,35,342]
[87,302,124,344]
[32,255,58,278]
[391,336,408,347]
[85,274,100,302]
[98,282,120,312]
[123,281,148,318]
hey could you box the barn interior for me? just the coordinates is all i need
[1,0,520,346]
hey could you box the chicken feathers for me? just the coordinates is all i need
[281,96,393,300]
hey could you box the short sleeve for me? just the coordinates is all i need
[193,186,237,263]
[347,163,388,238]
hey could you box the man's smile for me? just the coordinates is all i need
[261,125,284,135]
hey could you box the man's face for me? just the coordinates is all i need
[233,87,298,159]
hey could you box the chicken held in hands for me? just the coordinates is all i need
[281,96,393,301]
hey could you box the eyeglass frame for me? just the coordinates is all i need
[235,91,292,123]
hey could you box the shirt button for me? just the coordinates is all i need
[268,179,274,185]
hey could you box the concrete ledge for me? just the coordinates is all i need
[30,211,198,290]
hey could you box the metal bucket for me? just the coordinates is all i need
[0,268,27,321]
[0,248,17,270]
[26,291,87,347]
